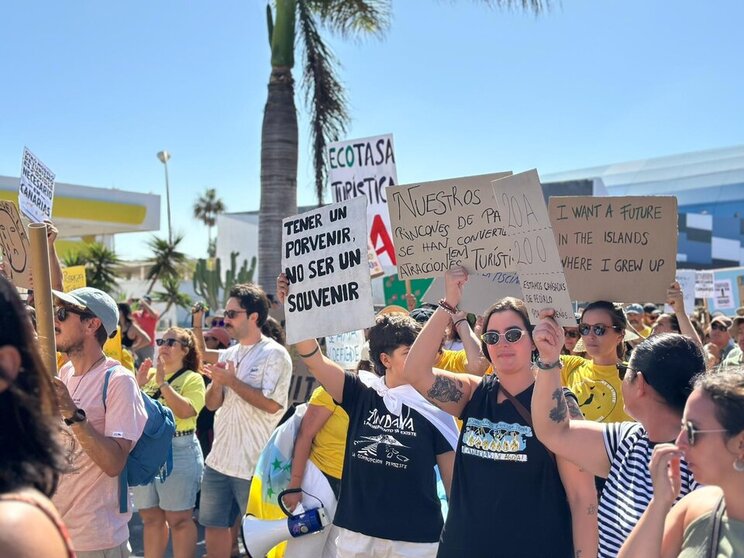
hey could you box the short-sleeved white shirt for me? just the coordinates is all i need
[52,358,147,552]
[206,336,293,479]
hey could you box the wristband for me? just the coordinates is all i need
[158,381,170,390]
[453,318,468,328]
[298,344,320,359]
[535,358,562,371]
[438,299,458,315]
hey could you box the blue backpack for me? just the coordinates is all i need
[102,367,176,512]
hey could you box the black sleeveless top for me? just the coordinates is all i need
[437,376,574,558]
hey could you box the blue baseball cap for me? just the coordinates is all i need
[52,287,120,337]
[625,303,644,315]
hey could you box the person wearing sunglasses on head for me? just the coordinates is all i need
[618,368,744,557]
[133,328,206,558]
[402,267,598,558]
[532,320,704,558]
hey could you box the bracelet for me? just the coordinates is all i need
[158,381,170,390]
[438,299,458,315]
[535,358,562,371]
[298,344,320,359]
[453,318,468,328]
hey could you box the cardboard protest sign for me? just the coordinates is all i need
[0,201,33,289]
[282,197,375,345]
[387,172,512,280]
[19,147,55,223]
[422,272,522,315]
[549,196,678,303]
[367,240,385,279]
[325,330,366,371]
[665,269,695,314]
[329,134,398,269]
[492,170,575,325]
[714,279,734,310]
[695,271,714,298]
[62,265,87,292]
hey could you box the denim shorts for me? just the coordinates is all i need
[197,465,252,528]
[132,434,204,512]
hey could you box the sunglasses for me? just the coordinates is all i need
[564,329,580,339]
[156,338,187,348]
[481,328,527,345]
[578,323,623,337]
[683,421,727,446]
[223,309,249,320]
[710,322,729,332]
[55,306,95,322]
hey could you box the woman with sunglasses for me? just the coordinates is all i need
[562,321,583,356]
[532,317,704,558]
[618,369,744,557]
[403,268,598,558]
[0,275,74,557]
[133,328,206,558]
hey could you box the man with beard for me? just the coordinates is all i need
[50,287,147,557]
[197,283,292,558]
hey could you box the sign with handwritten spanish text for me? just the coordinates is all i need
[329,134,398,269]
[492,170,575,325]
[386,172,512,280]
[0,201,33,289]
[548,196,678,303]
[19,147,55,223]
[282,196,375,345]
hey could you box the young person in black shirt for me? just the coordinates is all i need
[276,273,456,557]
[404,267,598,558]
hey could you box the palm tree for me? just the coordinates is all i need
[153,275,193,314]
[68,242,121,294]
[145,234,188,294]
[193,188,226,256]
[257,0,547,291]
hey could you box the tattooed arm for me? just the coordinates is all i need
[531,309,611,478]
[403,267,480,417]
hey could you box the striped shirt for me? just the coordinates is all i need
[598,422,698,557]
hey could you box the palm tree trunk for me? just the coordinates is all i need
[258,66,298,293]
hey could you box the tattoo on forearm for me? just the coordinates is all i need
[587,504,597,516]
[566,397,584,420]
[549,388,568,423]
[427,375,464,404]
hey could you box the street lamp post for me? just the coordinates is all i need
[156,150,173,244]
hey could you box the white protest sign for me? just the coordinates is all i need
[329,134,398,269]
[422,272,522,315]
[386,172,512,280]
[19,147,55,223]
[665,269,696,314]
[492,170,575,325]
[367,240,385,278]
[714,279,734,310]
[695,271,714,298]
[0,201,33,289]
[282,196,375,345]
[325,330,366,371]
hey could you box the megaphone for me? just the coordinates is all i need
[241,488,330,558]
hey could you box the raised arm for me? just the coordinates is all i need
[666,282,702,348]
[276,273,345,402]
[452,310,489,376]
[531,309,611,478]
[403,267,479,418]
[191,305,220,364]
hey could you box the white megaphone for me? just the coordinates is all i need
[241,488,330,558]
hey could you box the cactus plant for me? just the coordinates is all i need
[222,253,257,307]
[193,252,257,311]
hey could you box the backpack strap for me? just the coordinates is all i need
[707,494,726,558]
[101,367,130,514]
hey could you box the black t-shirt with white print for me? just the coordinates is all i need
[438,376,574,558]
[334,372,452,543]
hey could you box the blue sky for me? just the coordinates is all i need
[2,0,742,260]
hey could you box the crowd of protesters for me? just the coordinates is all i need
[3,222,744,558]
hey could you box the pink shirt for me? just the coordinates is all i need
[52,358,147,552]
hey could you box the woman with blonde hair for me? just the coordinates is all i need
[134,327,206,558]
[618,369,744,557]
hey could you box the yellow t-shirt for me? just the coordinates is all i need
[308,386,349,480]
[142,368,206,432]
[560,355,633,423]
[639,325,653,339]
[436,349,478,374]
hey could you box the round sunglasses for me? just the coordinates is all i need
[578,323,623,337]
[156,338,188,348]
[683,420,727,446]
[481,328,527,345]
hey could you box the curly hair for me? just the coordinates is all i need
[0,275,66,496]
[368,314,421,377]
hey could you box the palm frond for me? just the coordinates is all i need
[297,0,350,203]
[465,0,549,14]
[305,0,391,38]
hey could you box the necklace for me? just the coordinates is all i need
[235,338,264,370]
[69,354,106,401]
